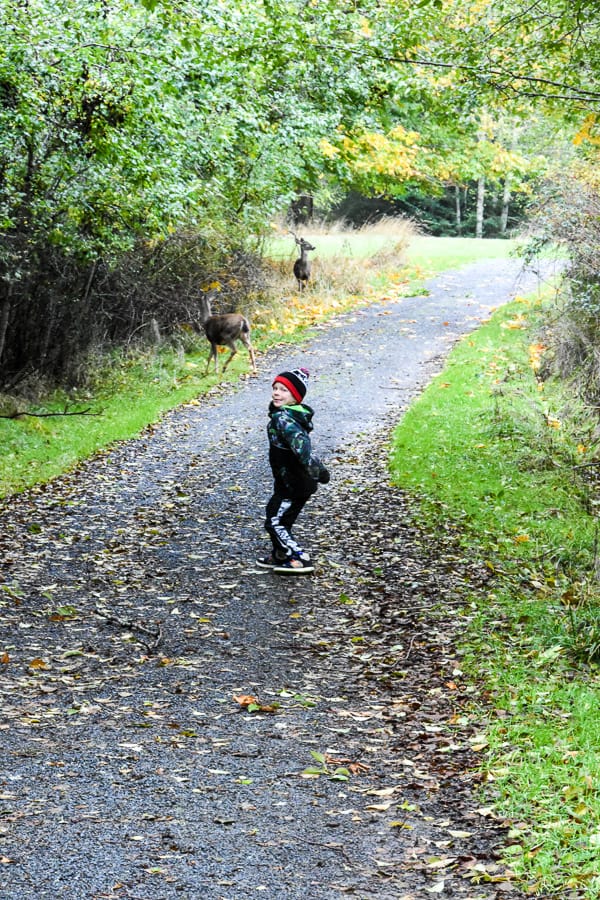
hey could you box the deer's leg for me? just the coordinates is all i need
[239,334,258,374]
[221,341,237,372]
[205,344,218,374]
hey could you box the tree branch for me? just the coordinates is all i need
[314,39,600,105]
[391,54,600,103]
[94,605,163,652]
[0,406,100,420]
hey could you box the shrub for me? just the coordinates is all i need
[525,162,600,403]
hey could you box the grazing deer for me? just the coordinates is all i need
[197,289,257,376]
[291,233,316,291]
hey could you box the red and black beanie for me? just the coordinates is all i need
[272,367,310,403]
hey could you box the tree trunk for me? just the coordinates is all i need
[476,176,485,238]
[500,175,511,234]
[455,185,462,232]
[500,128,518,235]
[39,299,56,365]
[0,288,12,366]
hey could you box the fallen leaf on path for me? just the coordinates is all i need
[366,786,397,797]
[233,694,279,714]
[234,694,258,707]
[426,856,457,869]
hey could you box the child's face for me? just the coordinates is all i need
[272,382,296,407]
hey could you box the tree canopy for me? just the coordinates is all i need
[1,0,599,385]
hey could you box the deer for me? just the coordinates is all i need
[197,289,257,376]
[291,232,316,291]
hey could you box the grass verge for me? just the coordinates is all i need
[389,292,600,898]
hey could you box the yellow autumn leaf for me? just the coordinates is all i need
[28,657,48,669]
[359,16,372,37]
[501,315,527,330]
[233,694,259,708]
[319,138,340,159]
[528,342,546,371]
[574,114,600,147]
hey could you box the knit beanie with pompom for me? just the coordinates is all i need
[272,367,310,403]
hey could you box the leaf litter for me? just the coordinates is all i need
[0,423,525,899]
[0,268,537,899]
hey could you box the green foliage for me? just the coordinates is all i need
[335,183,532,236]
[0,0,596,391]
[303,751,350,781]
[0,0,582,277]
[0,0,436,385]
[524,162,600,409]
[466,0,600,111]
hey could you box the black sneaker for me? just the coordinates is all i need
[256,554,285,568]
[273,557,314,575]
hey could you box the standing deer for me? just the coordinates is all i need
[197,289,257,376]
[291,233,316,291]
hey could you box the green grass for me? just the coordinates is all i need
[0,349,225,495]
[389,294,600,898]
[266,227,518,269]
[264,217,415,260]
[391,299,593,569]
[405,234,519,274]
[267,231,394,260]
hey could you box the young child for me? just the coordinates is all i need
[257,367,330,575]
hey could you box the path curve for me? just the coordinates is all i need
[0,259,543,900]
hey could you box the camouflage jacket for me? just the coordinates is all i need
[267,402,325,498]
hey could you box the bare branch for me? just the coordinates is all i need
[94,605,163,652]
[313,39,600,106]
[0,406,100,420]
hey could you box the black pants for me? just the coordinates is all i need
[264,491,312,558]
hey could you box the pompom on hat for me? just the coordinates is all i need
[272,367,310,403]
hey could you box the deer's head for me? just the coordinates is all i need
[291,233,316,253]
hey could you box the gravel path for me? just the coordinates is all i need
[0,259,546,900]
